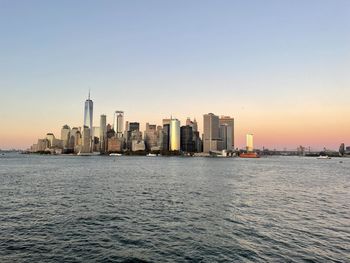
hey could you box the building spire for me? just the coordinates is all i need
[88,89,90,100]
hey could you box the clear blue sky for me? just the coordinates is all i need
[0,0,349,150]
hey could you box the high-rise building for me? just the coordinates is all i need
[162,118,171,126]
[162,124,170,151]
[246,134,254,152]
[203,113,220,153]
[127,122,141,150]
[84,91,93,130]
[185,117,198,132]
[219,124,233,151]
[219,116,234,148]
[61,125,71,149]
[113,111,124,138]
[170,119,180,151]
[81,126,91,153]
[144,123,159,151]
[180,125,195,152]
[100,115,107,153]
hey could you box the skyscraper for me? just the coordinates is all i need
[113,111,124,138]
[203,113,220,153]
[219,124,233,151]
[81,126,91,153]
[170,119,180,151]
[162,124,170,152]
[100,115,107,153]
[246,134,254,152]
[60,125,71,149]
[180,125,195,152]
[219,116,234,149]
[84,91,93,130]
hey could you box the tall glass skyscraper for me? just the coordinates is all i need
[170,119,180,151]
[113,111,124,138]
[84,91,93,130]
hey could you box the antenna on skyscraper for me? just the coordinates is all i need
[88,89,90,100]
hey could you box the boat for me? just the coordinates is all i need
[109,153,122,156]
[239,152,260,158]
[146,153,157,157]
[77,151,100,156]
[317,155,331,159]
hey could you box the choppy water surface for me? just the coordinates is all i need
[0,153,349,262]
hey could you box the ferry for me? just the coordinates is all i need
[239,152,260,158]
[109,153,122,156]
[317,155,331,159]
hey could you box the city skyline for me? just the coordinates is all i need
[1,1,349,150]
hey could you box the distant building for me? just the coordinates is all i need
[37,139,49,151]
[246,134,254,152]
[132,140,145,152]
[203,113,221,153]
[219,124,233,151]
[162,124,170,151]
[170,119,180,151]
[81,126,91,153]
[100,115,107,153]
[107,137,123,152]
[46,133,63,149]
[127,122,141,150]
[219,116,234,149]
[113,111,124,138]
[84,91,93,130]
[60,125,71,149]
[180,125,195,152]
[186,117,198,132]
[144,123,158,151]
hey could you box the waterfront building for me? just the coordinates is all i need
[246,134,254,152]
[84,92,93,130]
[193,131,202,152]
[70,128,81,153]
[162,124,170,151]
[113,111,124,138]
[37,139,49,151]
[162,118,171,126]
[219,124,233,151]
[203,113,220,153]
[180,125,195,152]
[144,123,159,151]
[107,137,123,153]
[170,119,180,151]
[185,117,198,132]
[46,133,63,149]
[60,125,71,149]
[219,116,234,149]
[132,140,146,152]
[127,122,141,150]
[100,115,107,153]
[81,126,91,153]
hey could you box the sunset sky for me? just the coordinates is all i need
[0,0,349,150]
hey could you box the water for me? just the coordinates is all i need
[0,153,349,262]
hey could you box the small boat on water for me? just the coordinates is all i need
[146,153,157,157]
[109,153,122,156]
[239,152,260,158]
[317,155,331,159]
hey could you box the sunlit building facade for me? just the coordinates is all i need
[113,111,124,138]
[84,92,93,130]
[170,119,180,151]
[246,134,254,152]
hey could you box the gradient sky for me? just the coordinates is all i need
[0,0,349,150]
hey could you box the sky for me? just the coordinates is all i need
[0,0,349,150]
